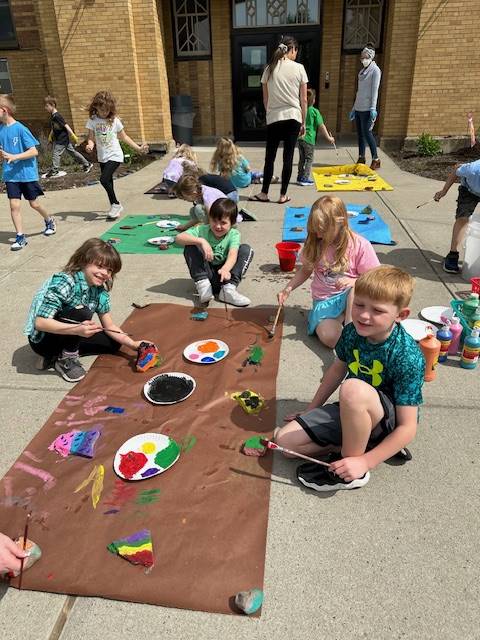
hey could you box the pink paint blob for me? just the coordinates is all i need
[189,353,200,360]
[23,451,43,463]
[48,430,79,457]
[84,395,108,416]
[14,462,56,491]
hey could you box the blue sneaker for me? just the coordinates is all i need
[43,216,57,236]
[297,178,309,186]
[11,234,28,251]
[303,178,315,185]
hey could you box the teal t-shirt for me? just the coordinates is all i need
[231,156,251,189]
[186,224,240,265]
[0,121,39,182]
[335,322,425,406]
[301,106,324,146]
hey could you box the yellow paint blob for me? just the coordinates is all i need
[141,442,156,454]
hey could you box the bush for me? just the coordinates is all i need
[416,132,442,157]
[36,131,85,172]
[119,140,138,166]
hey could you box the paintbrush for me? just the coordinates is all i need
[18,512,31,590]
[416,199,434,209]
[260,439,331,468]
[59,317,133,337]
[330,134,338,156]
[268,304,283,339]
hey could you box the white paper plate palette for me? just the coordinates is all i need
[156,220,180,229]
[147,236,175,245]
[114,433,180,480]
[144,372,196,405]
[420,305,452,325]
[183,339,229,364]
[401,319,437,341]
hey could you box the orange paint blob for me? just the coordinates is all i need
[198,341,219,353]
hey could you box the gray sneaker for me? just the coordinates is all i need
[54,356,86,382]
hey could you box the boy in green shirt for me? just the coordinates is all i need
[175,198,253,307]
[297,89,335,186]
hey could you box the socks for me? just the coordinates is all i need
[61,349,79,360]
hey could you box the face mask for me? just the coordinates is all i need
[361,59,371,68]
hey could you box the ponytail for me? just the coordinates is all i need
[265,35,298,81]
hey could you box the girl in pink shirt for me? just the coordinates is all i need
[278,196,379,348]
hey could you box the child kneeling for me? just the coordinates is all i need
[276,266,425,491]
[25,238,155,382]
[176,198,253,307]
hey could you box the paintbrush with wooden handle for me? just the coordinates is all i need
[18,512,31,590]
[260,439,331,468]
[59,317,133,337]
[268,304,283,338]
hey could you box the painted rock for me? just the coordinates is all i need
[235,588,264,614]
[1,537,42,578]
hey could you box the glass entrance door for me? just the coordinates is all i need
[232,30,321,141]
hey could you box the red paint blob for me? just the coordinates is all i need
[119,451,147,479]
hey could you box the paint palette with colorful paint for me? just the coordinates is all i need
[156,220,180,229]
[114,433,180,480]
[144,371,196,405]
[183,339,229,364]
[147,236,175,246]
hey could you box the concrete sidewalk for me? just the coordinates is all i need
[0,143,478,640]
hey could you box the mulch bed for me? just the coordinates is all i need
[389,143,480,182]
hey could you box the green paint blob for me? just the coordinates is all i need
[248,346,264,365]
[181,434,197,453]
[243,435,265,450]
[154,439,180,469]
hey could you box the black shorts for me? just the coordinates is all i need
[456,185,480,219]
[296,389,396,449]
[6,181,44,201]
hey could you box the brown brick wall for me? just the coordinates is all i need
[211,1,233,136]
[318,0,343,134]
[407,0,480,137]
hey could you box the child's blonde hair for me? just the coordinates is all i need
[173,144,197,163]
[88,90,117,123]
[307,88,316,107]
[0,94,16,114]
[174,173,202,201]
[210,137,241,177]
[63,238,122,290]
[302,196,354,272]
[355,266,414,309]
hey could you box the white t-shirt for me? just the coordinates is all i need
[261,59,308,125]
[86,116,124,163]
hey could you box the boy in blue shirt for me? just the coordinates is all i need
[297,88,335,186]
[0,94,56,250]
[434,159,480,273]
[277,266,425,491]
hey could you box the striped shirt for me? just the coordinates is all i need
[27,270,110,343]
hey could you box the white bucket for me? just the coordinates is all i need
[463,221,480,281]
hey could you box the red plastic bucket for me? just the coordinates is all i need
[275,241,301,272]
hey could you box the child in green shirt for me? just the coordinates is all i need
[175,198,253,307]
[297,89,335,186]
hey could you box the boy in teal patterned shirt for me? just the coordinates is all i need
[277,265,425,491]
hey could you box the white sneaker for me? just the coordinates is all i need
[107,203,124,219]
[195,279,214,304]
[218,283,251,307]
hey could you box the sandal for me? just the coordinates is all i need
[277,196,291,204]
[249,193,270,203]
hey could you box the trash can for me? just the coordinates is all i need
[170,95,195,145]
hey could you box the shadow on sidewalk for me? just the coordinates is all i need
[11,344,56,376]
[51,210,106,223]
[0,230,44,246]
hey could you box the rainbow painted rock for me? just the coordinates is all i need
[136,341,162,373]
[107,528,154,568]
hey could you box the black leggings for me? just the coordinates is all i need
[262,119,301,196]
[99,161,121,205]
[29,306,120,359]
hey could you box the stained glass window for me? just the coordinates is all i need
[173,0,211,58]
[343,0,384,51]
[233,0,320,28]
[0,59,13,93]
[0,1,17,48]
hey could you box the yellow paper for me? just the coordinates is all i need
[312,163,393,192]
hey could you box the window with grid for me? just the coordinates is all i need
[172,0,211,59]
[343,0,384,51]
[0,59,13,93]
[0,0,17,48]
[233,0,320,27]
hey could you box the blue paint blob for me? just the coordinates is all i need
[213,350,225,358]
[140,467,160,478]
[200,356,216,363]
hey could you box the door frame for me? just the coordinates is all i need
[231,24,322,141]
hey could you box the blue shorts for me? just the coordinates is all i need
[6,181,44,201]
[307,288,351,335]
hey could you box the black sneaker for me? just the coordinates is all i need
[442,252,460,273]
[238,208,257,222]
[392,447,412,462]
[296,461,370,491]
[44,169,59,178]
[54,356,86,382]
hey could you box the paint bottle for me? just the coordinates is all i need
[462,293,479,320]
[468,305,480,328]
[419,330,441,382]
[448,317,463,355]
[460,328,480,370]
[437,324,452,362]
